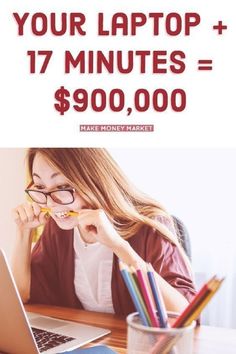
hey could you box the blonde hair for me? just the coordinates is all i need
[26,148,191,267]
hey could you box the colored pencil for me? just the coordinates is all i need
[40,207,78,216]
[147,264,177,354]
[172,276,223,328]
[128,267,152,326]
[172,275,216,328]
[129,266,140,289]
[150,335,180,354]
[136,268,159,327]
[119,261,149,326]
[182,278,224,326]
[151,277,224,354]
[147,263,169,328]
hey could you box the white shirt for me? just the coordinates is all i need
[73,227,115,313]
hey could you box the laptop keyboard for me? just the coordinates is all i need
[32,327,75,352]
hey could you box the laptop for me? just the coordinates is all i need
[0,249,110,354]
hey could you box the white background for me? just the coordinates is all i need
[0,0,235,147]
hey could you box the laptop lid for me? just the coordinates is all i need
[0,249,110,354]
[0,248,39,354]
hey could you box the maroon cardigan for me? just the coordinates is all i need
[29,218,196,315]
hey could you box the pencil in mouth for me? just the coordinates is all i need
[40,208,78,217]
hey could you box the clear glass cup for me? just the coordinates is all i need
[126,312,196,354]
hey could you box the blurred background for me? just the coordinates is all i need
[0,148,235,328]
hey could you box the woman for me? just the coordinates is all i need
[12,148,196,315]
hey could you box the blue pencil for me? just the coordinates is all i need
[147,263,168,328]
[119,261,149,326]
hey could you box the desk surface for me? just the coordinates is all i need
[25,304,236,354]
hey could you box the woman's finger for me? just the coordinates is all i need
[24,203,36,222]
[15,207,29,224]
[12,209,21,225]
[32,202,41,217]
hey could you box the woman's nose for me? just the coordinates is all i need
[46,195,57,208]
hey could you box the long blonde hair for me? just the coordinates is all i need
[26,148,190,266]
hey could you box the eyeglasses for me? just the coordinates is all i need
[25,188,75,205]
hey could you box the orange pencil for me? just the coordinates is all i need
[150,277,224,354]
[172,276,224,328]
[183,278,224,326]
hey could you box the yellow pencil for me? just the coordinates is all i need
[40,207,79,216]
[40,207,51,213]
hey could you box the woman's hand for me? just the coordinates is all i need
[12,202,48,231]
[76,208,146,268]
[76,209,123,250]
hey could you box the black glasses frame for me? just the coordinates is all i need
[25,188,76,205]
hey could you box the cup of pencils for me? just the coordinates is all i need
[127,312,195,354]
[119,261,224,354]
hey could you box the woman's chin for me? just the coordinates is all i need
[52,215,76,230]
